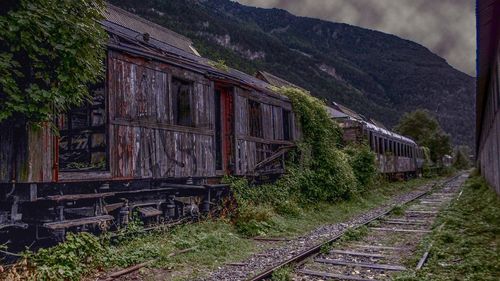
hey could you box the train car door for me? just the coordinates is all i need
[215,85,234,174]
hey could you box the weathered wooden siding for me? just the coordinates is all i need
[234,87,295,175]
[0,123,54,183]
[477,40,500,195]
[108,51,215,179]
[1,50,297,183]
[28,125,54,182]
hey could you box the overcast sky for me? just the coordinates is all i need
[236,0,476,76]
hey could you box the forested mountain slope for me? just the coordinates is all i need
[110,0,475,147]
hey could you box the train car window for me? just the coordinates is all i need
[495,64,499,111]
[59,82,107,171]
[215,89,222,170]
[248,99,263,138]
[283,109,291,141]
[172,77,194,127]
[384,139,388,153]
[369,131,374,150]
[495,64,500,110]
[378,137,383,154]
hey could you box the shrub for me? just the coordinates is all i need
[12,232,110,281]
[0,0,107,124]
[275,86,358,201]
[344,144,377,192]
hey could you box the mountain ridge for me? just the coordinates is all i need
[110,0,475,147]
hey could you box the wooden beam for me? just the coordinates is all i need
[315,258,407,271]
[43,215,114,230]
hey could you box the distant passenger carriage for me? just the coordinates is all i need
[256,71,425,179]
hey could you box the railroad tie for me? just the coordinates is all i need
[297,269,375,281]
[328,249,386,258]
[370,227,431,233]
[352,244,408,251]
[383,219,427,226]
[405,210,438,215]
[315,258,407,271]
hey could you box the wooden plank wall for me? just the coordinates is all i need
[0,123,53,183]
[234,87,295,175]
[0,123,15,182]
[27,125,54,182]
[478,44,500,195]
[108,51,215,179]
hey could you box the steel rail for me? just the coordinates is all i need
[247,174,462,281]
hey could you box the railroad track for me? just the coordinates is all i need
[246,173,468,281]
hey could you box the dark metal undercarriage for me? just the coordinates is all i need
[0,177,230,254]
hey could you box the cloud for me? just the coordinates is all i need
[236,0,476,76]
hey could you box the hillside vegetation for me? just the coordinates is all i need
[110,0,475,147]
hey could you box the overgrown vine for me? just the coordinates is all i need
[225,87,377,236]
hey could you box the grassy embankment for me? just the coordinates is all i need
[0,177,434,281]
[395,173,500,281]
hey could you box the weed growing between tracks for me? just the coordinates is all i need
[394,174,500,281]
[271,265,293,281]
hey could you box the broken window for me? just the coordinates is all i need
[172,77,193,126]
[248,99,263,138]
[59,83,107,171]
[282,109,291,141]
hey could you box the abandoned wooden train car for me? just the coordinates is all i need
[0,5,298,242]
[256,71,425,178]
[477,0,500,195]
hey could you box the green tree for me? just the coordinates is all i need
[394,109,452,164]
[453,145,471,170]
[0,0,107,125]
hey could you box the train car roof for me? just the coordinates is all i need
[255,71,307,91]
[102,4,290,103]
[330,102,365,121]
[105,4,197,55]
[362,121,417,145]
[252,70,418,146]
